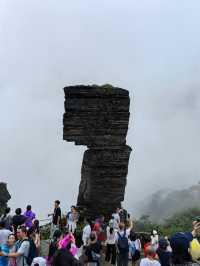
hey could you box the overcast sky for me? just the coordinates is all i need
[1,0,200,219]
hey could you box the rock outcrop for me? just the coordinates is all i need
[63,85,132,218]
[0,183,11,214]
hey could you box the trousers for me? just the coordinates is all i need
[105,244,117,265]
[117,252,129,266]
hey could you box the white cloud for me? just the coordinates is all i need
[0,0,200,217]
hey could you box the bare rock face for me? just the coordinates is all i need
[63,85,132,218]
[0,183,11,214]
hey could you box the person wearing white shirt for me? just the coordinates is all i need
[0,221,11,245]
[115,227,130,242]
[105,226,117,265]
[82,219,91,246]
[151,230,159,250]
[112,208,121,229]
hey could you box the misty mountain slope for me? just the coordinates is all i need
[135,183,200,223]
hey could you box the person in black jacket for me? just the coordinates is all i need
[12,208,26,237]
[53,248,81,266]
[0,207,13,230]
[170,220,200,265]
[156,238,171,266]
[85,232,102,266]
[48,230,63,264]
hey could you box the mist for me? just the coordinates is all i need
[1,0,200,219]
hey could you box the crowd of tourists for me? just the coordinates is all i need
[0,205,41,266]
[0,201,200,266]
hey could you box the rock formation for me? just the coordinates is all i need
[63,85,132,218]
[0,183,11,214]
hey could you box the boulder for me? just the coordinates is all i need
[0,183,11,214]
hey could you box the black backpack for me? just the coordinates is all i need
[117,231,129,254]
[22,238,37,266]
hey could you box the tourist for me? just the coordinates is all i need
[92,216,106,243]
[109,215,118,230]
[31,220,40,256]
[12,209,26,237]
[97,216,106,243]
[0,208,12,231]
[82,219,91,247]
[7,234,16,266]
[58,231,78,257]
[0,222,11,246]
[112,208,121,227]
[170,220,200,265]
[14,229,22,252]
[164,236,172,252]
[49,201,61,237]
[52,248,81,266]
[33,220,40,234]
[85,232,101,266]
[144,235,156,258]
[48,230,62,264]
[66,206,79,234]
[27,227,38,258]
[127,213,134,231]
[140,246,161,266]
[23,205,36,229]
[52,201,61,230]
[105,224,116,265]
[0,238,10,266]
[156,238,171,266]
[126,219,133,237]
[115,222,129,266]
[108,216,114,228]
[6,226,30,266]
[93,219,101,237]
[119,208,128,223]
[129,232,141,266]
[151,230,159,250]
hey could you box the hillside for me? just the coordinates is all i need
[135,183,200,223]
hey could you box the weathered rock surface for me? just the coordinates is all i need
[63,85,132,218]
[0,183,11,214]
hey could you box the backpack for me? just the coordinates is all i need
[129,241,136,256]
[117,231,129,254]
[22,238,37,266]
[190,238,200,262]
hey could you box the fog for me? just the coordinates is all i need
[0,0,200,219]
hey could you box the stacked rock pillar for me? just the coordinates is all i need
[63,85,132,219]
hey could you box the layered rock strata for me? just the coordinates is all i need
[63,85,132,218]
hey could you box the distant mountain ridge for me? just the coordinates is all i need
[135,183,200,223]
